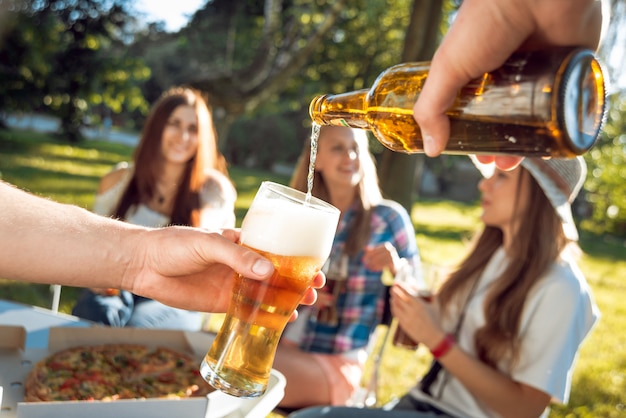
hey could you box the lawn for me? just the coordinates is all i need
[1,128,625,417]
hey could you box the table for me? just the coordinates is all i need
[0,299,92,348]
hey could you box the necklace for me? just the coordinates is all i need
[154,182,177,206]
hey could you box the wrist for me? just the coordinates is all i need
[430,333,455,359]
[117,224,151,292]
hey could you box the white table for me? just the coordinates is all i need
[0,299,92,348]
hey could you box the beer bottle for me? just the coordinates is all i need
[309,48,606,157]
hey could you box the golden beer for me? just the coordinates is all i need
[310,48,606,157]
[200,181,339,398]
[202,249,323,396]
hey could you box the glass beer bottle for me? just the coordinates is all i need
[309,47,606,157]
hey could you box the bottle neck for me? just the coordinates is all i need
[309,89,370,129]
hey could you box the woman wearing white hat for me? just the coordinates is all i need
[290,156,599,418]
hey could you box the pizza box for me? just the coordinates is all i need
[0,325,286,418]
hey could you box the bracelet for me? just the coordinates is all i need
[431,333,455,359]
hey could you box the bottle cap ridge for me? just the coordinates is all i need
[558,49,606,153]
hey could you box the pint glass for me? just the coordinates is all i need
[200,181,340,398]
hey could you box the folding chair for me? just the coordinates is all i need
[347,285,394,408]
[50,284,62,313]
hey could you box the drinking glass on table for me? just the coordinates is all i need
[200,181,340,398]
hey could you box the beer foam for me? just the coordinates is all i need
[240,199,338,258]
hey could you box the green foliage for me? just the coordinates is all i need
[0,6,58,113]
[282,0,414,111]
[583,93,626,237]
[225,112,306,169]
[0,0,150,140]
[0,128,132,208]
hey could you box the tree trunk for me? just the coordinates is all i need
[378,0,444,210]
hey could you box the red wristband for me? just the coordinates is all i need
[431,334,455,359]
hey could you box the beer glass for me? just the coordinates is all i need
[200,181,340,398]
[392,262,442,350]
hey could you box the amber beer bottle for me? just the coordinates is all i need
[309,48,606,157]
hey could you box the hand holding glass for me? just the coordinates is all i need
[200,181,340,398]
[392,262,441,350]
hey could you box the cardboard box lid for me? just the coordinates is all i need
[0,326,285,418]
[0,326,25,351]
[0,300,91,349]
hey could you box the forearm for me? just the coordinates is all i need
[0,181,144,288]
[436,342,550,417]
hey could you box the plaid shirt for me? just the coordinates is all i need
[294,199,420,354]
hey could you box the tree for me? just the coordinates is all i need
[186,0,348,140]
[581,0,626,237]
[43,0,147,142]
[0,0,150,141]
[584,92,626,237]
[0,1,59,123]
[179,0,417,167]
[378,0,448,210]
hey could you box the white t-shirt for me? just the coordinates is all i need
[92,162,236,229]
[409,247,599,418]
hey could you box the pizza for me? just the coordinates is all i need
[24,344,214,402]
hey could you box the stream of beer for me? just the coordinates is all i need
[306,123,321,204]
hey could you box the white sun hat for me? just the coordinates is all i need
[470,155,587,241]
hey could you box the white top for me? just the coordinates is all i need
[92,162,236,229]
[410,247,600,418]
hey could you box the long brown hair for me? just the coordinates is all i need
[437,168,573,370]
[289,126,382,255]
[113,87,228,227]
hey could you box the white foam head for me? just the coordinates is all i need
[241,197,338,258]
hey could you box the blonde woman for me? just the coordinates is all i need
[274,126,421,408]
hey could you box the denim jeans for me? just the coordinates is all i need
[72,290,202,331]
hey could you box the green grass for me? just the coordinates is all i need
[1,128,625,417]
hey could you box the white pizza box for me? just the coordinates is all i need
[0,325,286,418]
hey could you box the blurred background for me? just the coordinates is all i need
[1,2,625,416]
[0,0,624,235]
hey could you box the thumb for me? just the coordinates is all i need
[204,231,275,280]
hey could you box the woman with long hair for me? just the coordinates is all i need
[273,126,421,409]
[289,156,599,417]
[72,86,236,330]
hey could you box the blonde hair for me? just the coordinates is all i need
[289,126,382,254]
[438,168,577,369]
